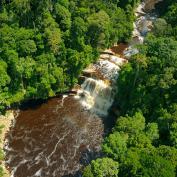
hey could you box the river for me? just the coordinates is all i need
[4,1,161,177]
[4,51,126,177]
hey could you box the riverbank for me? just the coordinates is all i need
[0,111,14,177]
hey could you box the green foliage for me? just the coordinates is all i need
[164,3,177,27]
[117,35,177,119]
[54,3,71,30]
[145,123,159,142]
[87,10,111,50]
[153,18,172,37]
[83,158,119,177]
[139,151,175,177]
[120,149,176,177]
[114,112,145,134]
[0,61,10,90]
[102,132,128,160]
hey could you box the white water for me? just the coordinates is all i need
[79,78,114,116]
[75,54,126,117]
[124,1,158,58]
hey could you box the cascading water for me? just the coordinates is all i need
[78,78,114,116]
[124,0,159,58]
[75,55,126,117]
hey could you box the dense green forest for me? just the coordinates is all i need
[83,0,177,177]
[0,0,137,113]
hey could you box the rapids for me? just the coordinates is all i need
[124,0,159,58]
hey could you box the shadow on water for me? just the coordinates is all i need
[62,149,103,177]
[18,94,65,111]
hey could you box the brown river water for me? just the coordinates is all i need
[4,96,104,177]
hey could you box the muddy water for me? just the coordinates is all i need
[4,97,103,177]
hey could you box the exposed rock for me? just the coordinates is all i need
[102,49,115,55]
[110,56,127,66]
[100,54,110,60]
[135,2,146,16]
[78,76,87,85]
[111,44,128,57]
[82,66,96,78]
[124,0,160,58]
[0,111,15,177]
[93,59,120,82]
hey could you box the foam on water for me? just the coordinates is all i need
[78,78,114,116]
[124,1,158,58]
[75,55,126,117]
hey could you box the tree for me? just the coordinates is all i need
[87,10,111,50]
[145,123,159,142]
[164,3,177,27]
[54,3,71,31]
[117,35,177,120]
[44,27,62,54]
[114,112,145,135]
[0,0,143,115]
[153,18,172,37]
[120,149,176,177]
[18,39,37,56]
[83,158,119,177]
[0,60,10,90]
[102,132,128,160]
[139,151,175,177]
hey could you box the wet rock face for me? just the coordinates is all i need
[144,0,163,11]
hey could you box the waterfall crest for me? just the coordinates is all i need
[75,54,126,116]
[79,78,115,116]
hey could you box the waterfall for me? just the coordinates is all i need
[78,78,115,116]
[75,54,126,117]
[4,2,163,177]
